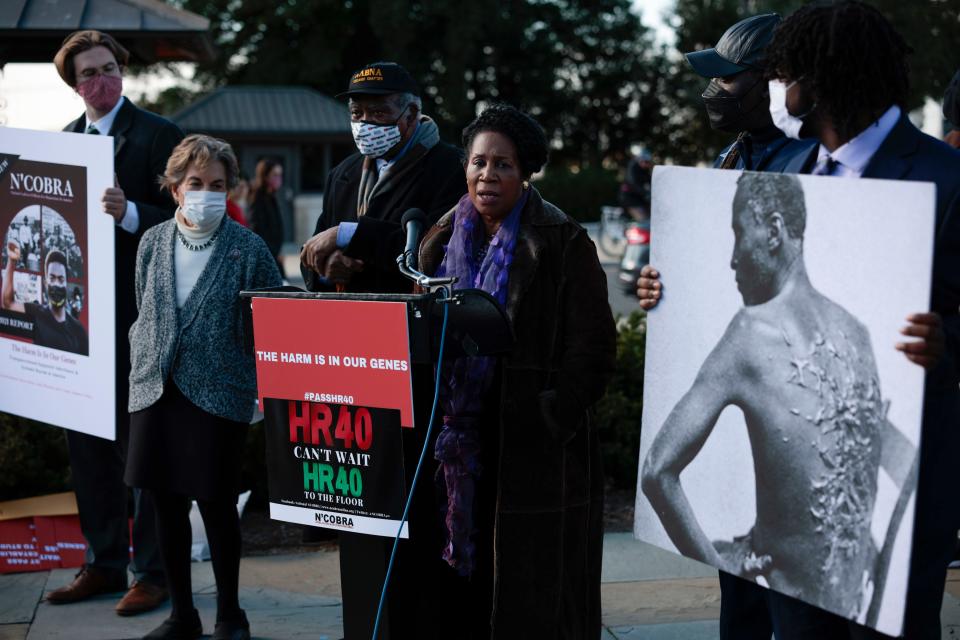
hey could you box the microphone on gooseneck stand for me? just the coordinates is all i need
[401,208,427,270]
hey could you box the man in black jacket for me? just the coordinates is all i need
[44,29,183,615]
[761,4,960,637]
[299,62,466,636]
[644,17,816,637]
[300,62,466,292]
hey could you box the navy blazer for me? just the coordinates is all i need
[785,114,960,390]
[787,117,960,566]
[65,98,184,413]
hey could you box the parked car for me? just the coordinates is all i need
[617,221,650,295]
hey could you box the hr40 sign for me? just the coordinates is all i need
[250,297,413,538]
[264,399,407,537]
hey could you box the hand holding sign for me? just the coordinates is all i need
[101,174,126,222]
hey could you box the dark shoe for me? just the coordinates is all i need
[213,610,250,640]
[116,580,170,616]
[142,611,202,639]
[45,565,127,604]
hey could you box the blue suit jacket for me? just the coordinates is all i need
[787,116,960,570]
[785,114,960,392]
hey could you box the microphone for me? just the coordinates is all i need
[401,208,427,270]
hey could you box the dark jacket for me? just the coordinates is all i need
[787,115,960,636]
[302,142,466,293]
[248,190,284,257]
[65,98,184,416]
[714,126,817,172]
[419,188,617,638]
[129,219,282,422]
[785,114,960,391]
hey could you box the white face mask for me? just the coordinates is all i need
[351,120,403,157]
[181,190,226,228]
[768,80,813,140]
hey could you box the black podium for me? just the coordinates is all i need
[241,286,512,639]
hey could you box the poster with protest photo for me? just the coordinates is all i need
[634,166,934,636]
[0,128,115,438]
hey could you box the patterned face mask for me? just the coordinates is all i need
[350,107,408,157]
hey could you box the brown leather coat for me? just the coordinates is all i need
[419,188,617,638]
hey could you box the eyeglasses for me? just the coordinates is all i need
[77,62,119,80]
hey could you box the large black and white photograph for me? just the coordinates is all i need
[634,166,935,636]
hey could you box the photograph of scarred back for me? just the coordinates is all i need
[634,166,935,636]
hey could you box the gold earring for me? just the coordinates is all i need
[522,180,529,190]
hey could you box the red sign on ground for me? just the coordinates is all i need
[251,298,415,427]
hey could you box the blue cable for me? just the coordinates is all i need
[371,292,450,640]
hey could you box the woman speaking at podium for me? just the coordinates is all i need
[419,105,617,638]
[124,135,282,640]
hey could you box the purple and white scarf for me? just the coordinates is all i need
[434,189,528,575]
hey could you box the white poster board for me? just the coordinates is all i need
[0,127,115,439]
[634,166,934,636]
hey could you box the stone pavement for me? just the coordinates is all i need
[2,533,960,639]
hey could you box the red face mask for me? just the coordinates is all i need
[77,74,123,113]
[268,174,283,191]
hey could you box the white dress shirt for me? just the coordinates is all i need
[813,105,901,178]
[83,96,140,233]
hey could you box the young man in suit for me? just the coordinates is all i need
[761,4,960,637]
[44,29,184,616]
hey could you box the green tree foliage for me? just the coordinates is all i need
[534,166,619,222]
[0,414,70,502]
[595,311,646,490]
[177,0,671,168]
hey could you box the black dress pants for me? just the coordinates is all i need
[719,571,773,640]
[66,407,164,584]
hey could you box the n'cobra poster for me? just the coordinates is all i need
[0,127,115,439]
[635,166,934,636]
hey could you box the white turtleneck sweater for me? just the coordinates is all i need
[174,211,223,308]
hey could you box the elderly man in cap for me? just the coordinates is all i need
[300,61,465,292]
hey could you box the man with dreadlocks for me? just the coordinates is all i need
[756,2,960,637]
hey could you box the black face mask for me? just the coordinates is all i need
[701,77,765,134]
[47,284,67,308]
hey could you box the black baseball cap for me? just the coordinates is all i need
[336,62,420,99]
[685,13,781,78]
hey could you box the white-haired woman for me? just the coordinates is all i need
[125,134,281,640]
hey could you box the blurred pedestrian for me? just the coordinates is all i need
[125,135,281,640]
[619,149,653,221]
[248,159,285,274]
[227,175,250,226]
[45,29,183,616]
[943,69,959,149]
